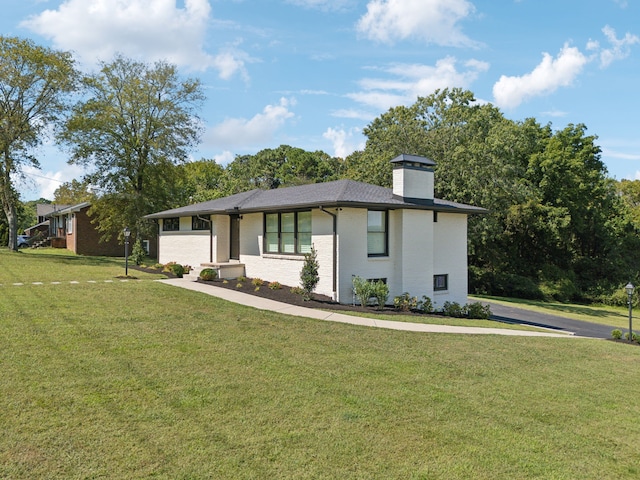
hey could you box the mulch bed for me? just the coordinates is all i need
[195,277,428,316]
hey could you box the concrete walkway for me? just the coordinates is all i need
[159,277,586,338]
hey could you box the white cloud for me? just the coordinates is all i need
[356,0,477,46]
[597,25,640,68]
[21,0,250,79]
[323,127,365,158]
[347,57,488,111]
[212,151,236,165]
[492,43,588,109]
[331,109,375,121]
[16,164,86,201]
[285,0,355,11]
[204,98,296,149]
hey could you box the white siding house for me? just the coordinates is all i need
[146,155,486,306]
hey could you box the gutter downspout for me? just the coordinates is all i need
[197,215,213,263]
[319,207,337,301]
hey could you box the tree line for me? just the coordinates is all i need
[2,35,639,302]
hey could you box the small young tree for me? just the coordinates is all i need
[300,246,319,301]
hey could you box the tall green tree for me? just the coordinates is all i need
[223,145,342,194]
[0,36,77,250]
[59,54,204,241]
[53,179,95,204]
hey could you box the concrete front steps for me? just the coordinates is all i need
[185,262,246,281]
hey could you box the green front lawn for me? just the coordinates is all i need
[2,249,640,478]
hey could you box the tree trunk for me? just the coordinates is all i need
[1,151,18,251]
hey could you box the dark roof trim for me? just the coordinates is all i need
[390,153,437,167]
[144,179,487,219]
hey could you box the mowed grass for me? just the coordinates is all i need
[0,248,164,283]
[471,294,633,329]
[2,249,640,478]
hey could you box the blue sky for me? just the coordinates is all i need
[3,0,640,200]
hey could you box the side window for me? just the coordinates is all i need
[192,215,210,231]
[434,274,448,291]
[367,210,387,256]
[163,217,180,231]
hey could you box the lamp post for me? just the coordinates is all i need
[124,227,131,277]
[626,282,635,341]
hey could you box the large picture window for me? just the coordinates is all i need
[264,211,312,254]
[163,217,180,231]
[367,210,388,256]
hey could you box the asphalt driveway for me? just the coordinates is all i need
[487,302,615,338]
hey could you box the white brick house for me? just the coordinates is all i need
[145,155,486,306]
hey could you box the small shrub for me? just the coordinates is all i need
[352,276,375,307]
[164,262,184,278]
[236,282,243,288]
[153,263,163,269]
[291,286,305,296]
[254,286,260,291]
[300,246,320,301]
[624,332,638,342]
[394,292,418,312]
[252,278,264,287]
[442,301,465,318]
[222,279,228,284]
[612,329,623,340]
[199,268,218,281]
[130,239,146,265]
[371,280,389,310]
[269,281,282,290]
[418,296,433,313]
[237,276,246,283]
[466,301,492,320]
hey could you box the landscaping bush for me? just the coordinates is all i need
[371,280,389,310]
[442,301,466,318]
[352,276,375,307]
[199,268,218,281]
[418,296,433,314]
[394,292,418,312]
[269,281,282,290]
[163,262,184,278]
[611,329,623,340]
[466,301,492,320]
[290,286,305,296]
[252,278,264,287]
[300,246,319,301]
[169,263,184,278]
[129,239,146,266]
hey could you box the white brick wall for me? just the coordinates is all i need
[433,213,468,307]
[156,206,469,306]
[239,211,336,298]
[158,231,210,268]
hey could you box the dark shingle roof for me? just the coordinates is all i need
[145,179,486,219]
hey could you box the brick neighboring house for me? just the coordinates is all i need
[46,202,158,258]
[24,203,70,237]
